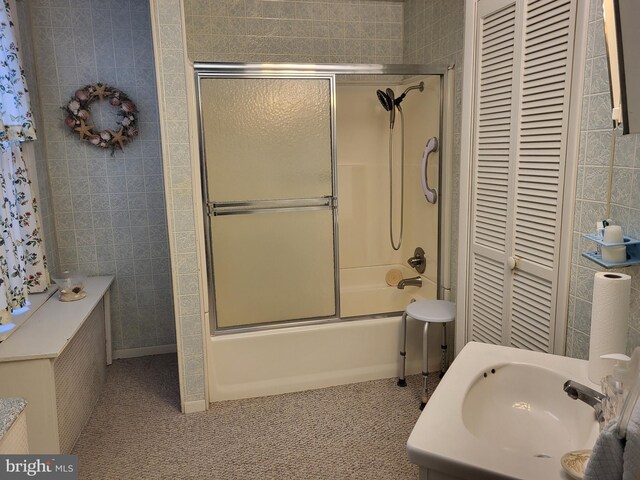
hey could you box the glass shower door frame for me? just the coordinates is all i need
[195,69,341,334]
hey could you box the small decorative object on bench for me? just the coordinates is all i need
[51,271,87,302]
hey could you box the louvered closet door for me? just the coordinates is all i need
[469,0,521,346]
[510,0,577,351]
[469,0,577,352]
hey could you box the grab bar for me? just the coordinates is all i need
[420,137,438,204]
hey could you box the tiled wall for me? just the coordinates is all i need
[24,0,175,352]
[566,0,640,358]
[184,0,404,63]
[403,0,465,298]
[151,0,206,405]
[403,0,464,67]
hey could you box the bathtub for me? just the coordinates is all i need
[208,265,444,401]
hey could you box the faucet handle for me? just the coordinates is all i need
[407,247,426,274]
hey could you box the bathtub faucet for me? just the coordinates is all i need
[407,247,426,274]
[397,276,422,289]
[563,380,605,425]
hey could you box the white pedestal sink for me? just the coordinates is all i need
[407,342,600,480]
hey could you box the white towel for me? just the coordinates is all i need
[585,396,640,480]
[584,422,624,480]
[622,399,640,480]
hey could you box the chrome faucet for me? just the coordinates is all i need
[397,276,422,289]
[563,380,606,425]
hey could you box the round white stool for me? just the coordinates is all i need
[397,300,455,409]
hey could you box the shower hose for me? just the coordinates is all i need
[389,109,405,251]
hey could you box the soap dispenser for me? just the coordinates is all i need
[600,349,640,427]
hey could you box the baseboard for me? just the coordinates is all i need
[113,344,177,359]
[183,399,207,413]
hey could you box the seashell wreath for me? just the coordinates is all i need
[63,83,139,153]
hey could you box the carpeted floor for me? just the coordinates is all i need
[72,354,439,480]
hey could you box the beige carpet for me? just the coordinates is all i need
[72,354,440,480]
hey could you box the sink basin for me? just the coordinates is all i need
[463,363,597,458]
[407,342,600,480]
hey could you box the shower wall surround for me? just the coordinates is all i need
[403,0,465,298]
[567,0,640,358]
[184,0,404,63]
[23,0,175,354]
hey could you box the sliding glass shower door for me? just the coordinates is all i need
[197,74,339,331]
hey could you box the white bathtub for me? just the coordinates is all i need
[208,265,444,401]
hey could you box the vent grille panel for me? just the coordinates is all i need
[54,302,106,453]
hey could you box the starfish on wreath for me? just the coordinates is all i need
[109,127,128,151]
[91,84,111,102]
[74,119,93,140]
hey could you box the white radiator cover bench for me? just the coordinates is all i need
[0,276,113,453]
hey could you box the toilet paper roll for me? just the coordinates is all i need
[604,225,624,244]
[588,272,631,383]
[602,245,627,263]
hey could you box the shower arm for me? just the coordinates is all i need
[394,82,425,107]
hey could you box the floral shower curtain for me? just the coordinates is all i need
[0,0,49,322]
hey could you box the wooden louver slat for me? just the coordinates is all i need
[510,271,552,352]
[471,253,505,345]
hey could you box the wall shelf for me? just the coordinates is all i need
[581,233,640,268]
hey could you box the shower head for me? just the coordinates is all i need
[376,88,396,129]
[376,82,424,129]
[376,89,394,111]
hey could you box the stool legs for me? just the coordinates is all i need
[440,322,448,379]
[420,321,430,410]
[398,314,432,409]
[397,312,408,387]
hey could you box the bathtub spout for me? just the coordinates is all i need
[397,276,422,289]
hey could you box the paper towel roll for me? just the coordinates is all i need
[588,272,631,383]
